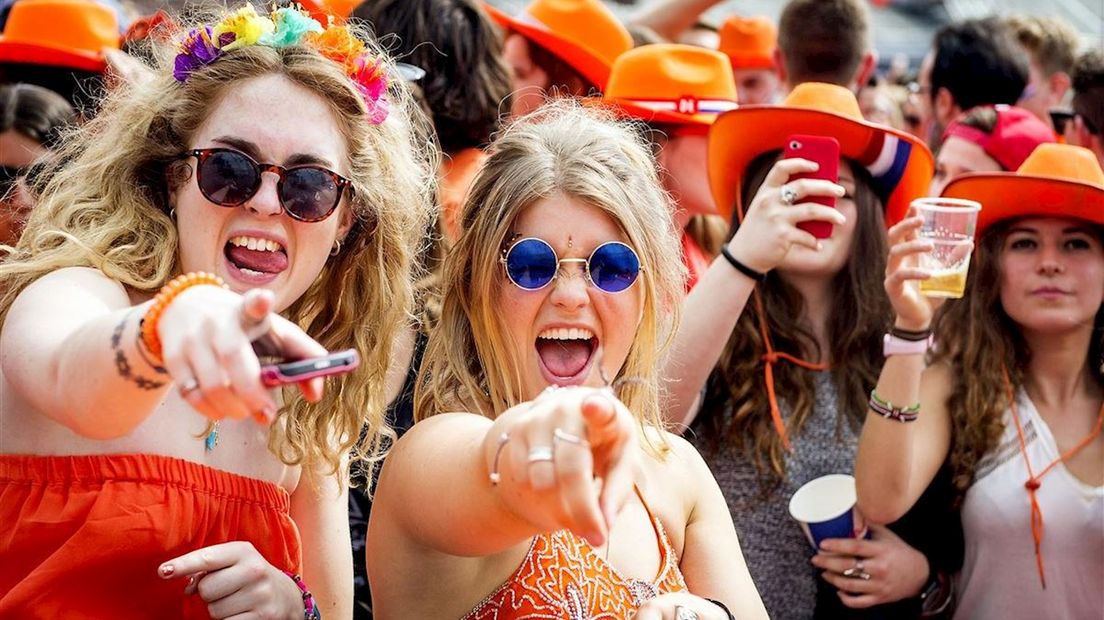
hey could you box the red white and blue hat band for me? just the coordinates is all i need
[618,96,739,116]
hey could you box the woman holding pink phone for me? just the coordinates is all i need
[660,82,956,619]
[0,5,431,618]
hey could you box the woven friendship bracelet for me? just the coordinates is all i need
[869,389,920,422]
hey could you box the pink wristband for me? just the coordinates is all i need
[282,571,319,619]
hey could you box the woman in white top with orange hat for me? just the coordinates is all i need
[855,142,1104,619]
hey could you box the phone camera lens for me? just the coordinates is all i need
[789,140,801,150]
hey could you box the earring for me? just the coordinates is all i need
[330,239,342,256]
[168,208,176,221]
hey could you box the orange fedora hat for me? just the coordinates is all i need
[942,143,1104,236]
[719,15,776,70]
[708,82,934,224]
[600,44,738,126]
[483,0,632,89]
[0,0,119,72]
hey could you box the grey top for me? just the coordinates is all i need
[690,371,859,620]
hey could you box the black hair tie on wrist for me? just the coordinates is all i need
[720,246,767,283]
[704,598,737,620]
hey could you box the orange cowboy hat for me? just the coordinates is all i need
[483,0,632,90]
[708,82,933,224]
[942,143,1104,236]
[296,0,359,23]
[719,15,776,70]
[598,44,738,127]
[0,0,118,72]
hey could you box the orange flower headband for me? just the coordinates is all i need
[174,5,389,123]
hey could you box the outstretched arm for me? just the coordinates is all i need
[1,267,326,439]
[371,388,640,559]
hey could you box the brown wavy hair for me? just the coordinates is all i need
[0,10,436,480]
[415,101,686,455]
[697,150,892,482]
[932,220,1104,499]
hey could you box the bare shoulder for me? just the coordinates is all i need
[10,266,130,311]
[641,428,714,506]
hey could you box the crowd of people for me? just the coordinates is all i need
[0,0,1100,619]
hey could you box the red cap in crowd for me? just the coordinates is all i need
[942,105,1056,172]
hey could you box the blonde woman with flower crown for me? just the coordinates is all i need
[0,5,432,618]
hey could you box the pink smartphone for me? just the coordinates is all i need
[260,349,360,387]
[783,134,840,239]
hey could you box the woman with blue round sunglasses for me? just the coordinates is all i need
[367,102,767,620]
[502,236,642,293]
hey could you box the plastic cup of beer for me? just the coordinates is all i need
[913,197,981,299]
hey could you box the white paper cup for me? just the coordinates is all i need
[788,474,863,549]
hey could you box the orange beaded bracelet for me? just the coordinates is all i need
[139,272,228,363]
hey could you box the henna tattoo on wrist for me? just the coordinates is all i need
[112,314,167,390]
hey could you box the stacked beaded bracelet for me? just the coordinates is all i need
[869,389,920,422]
[139,272,228,364]
[282,571,321,620]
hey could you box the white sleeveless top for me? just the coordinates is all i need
[955,391,1104,620]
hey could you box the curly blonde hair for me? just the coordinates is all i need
[0,7,436,479]
[415,101,685,452]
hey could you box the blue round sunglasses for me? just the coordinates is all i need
[501,237,642,294]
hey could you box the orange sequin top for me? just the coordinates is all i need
[462,492,687,619]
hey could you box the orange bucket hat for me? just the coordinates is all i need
[0,0,119,72]
[483,0,632,90]
[600,44,738,127]
[719,15,776,70]
[942,143,1104,236]
[708,82,933,225]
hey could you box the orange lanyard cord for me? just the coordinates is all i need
[753,289,828,451]
[1001,366,1104,589]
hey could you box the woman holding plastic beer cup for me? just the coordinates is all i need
[854,143,1104,619]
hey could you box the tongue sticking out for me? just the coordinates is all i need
[226,245,289,274]
[536,338,593,378]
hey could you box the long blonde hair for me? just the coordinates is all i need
[0,10,436,478]
[415,101,685,449]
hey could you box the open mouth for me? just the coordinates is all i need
[535,327,598,386]
[224,235,289,279]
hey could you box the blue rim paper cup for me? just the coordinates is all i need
[788,474,861,549]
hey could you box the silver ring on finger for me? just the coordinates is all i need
[842,559,870,580]
[780,183,798,206]
[526,446,554,464]
[553,427,590,448]
[675,606,700,620]
[178,378,200,398]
